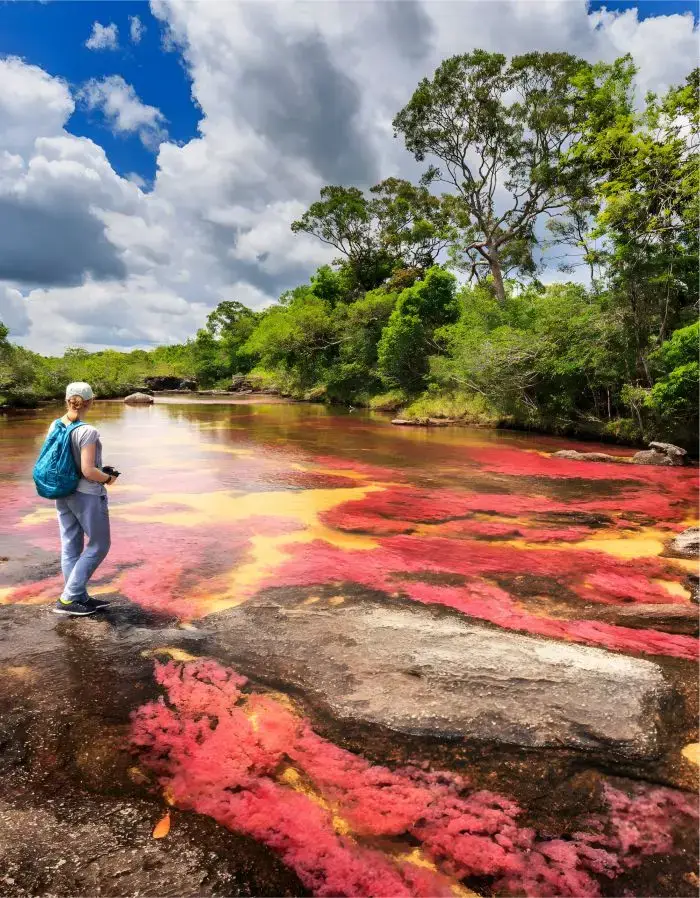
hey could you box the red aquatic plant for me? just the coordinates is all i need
[131,659,698,898]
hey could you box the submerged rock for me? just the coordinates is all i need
[591,603,698,636]
[124,392,154,405]
[553,449,627,463]
[667,527,700,559]
[633,442,688,467]
[392,418,453,427]
[209,591,672,762]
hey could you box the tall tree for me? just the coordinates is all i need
[291,186,393,292]
[291,179,454,291]
[393,50,633,302]
[585,68,699,381]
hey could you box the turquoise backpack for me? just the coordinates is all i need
[33,419,86,499]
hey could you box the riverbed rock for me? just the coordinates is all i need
[124,392,154,405]
[553,450,628,463]
[590,603,699,636]
[392,417,454,427]
[144,376,197,392]
[632,442,688,467]
[230,374,279,394]
[209,591,671,762]
[649,441,688,463]
[667,527,700,559]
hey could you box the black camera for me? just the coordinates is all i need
[102,465,121,478]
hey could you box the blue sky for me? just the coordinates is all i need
[0,0,696,184]
[0,0,697,352]
[0,1,199,184]
[589,0,698,16]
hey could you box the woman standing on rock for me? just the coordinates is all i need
[50,382,118,616]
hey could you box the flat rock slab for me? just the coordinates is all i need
[208,591,671,762]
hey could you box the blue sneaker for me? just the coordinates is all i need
[53,599,97,616]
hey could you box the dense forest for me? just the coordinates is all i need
[1,51,698,448]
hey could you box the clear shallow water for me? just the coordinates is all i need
[1,399,696,656]
[0,399,698,898]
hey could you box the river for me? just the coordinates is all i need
[0,399,697,897]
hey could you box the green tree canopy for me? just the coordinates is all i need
[393,50,634,302]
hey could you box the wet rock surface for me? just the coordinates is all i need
[633,442,689,467]
[208,589,673,762]
[583,603,698,636]
[0,595,696,898]
[144,376,197,392]
[123,392,154,405]
[392,417,453,426]
[553,449,628,463]
[667,526,700,559]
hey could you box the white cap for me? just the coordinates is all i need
[65,381,94,401]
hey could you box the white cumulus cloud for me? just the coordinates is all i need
[78,76,167,149]
[85,21,119,51]
[129,15,145,44]
[0,1,697,354]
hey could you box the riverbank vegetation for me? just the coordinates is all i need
[1,51,697,448]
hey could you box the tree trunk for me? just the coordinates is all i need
[488,249,506,304]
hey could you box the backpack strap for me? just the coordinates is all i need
[65,420,88,476]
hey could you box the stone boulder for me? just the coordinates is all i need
[667,527,700,559]
[123,392,154,405]
[143,376,197,392]
[553,450,627,464]
[590,603,699,636]
[392,418,453,427]
[632,441,688,467]
[209,591,671,762]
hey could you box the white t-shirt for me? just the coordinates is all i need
[48,420,105,496]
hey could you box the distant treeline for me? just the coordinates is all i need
[2,51,697,449]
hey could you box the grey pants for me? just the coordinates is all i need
[56,492,111,601]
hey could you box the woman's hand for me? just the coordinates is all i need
[80,443,113,485]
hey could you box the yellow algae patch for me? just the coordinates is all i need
[142,647,198,662]
[669,557,700,575]
[682,743,699,767]
[3,665,36,680]
[278,766,352,836]
[262,691,300,714]
[391,848,480,896]
[571,533,666,559]
[116,484,381,529]
[328,595,345,606]
[0,585,56,606]
[113,483,382,615]
[127,766,150,785]
[19,506,55,526]
[396,848,438,871]
[302,595,321,605]
[499,526,672,561]
[652,579,692,601]
[198,444,254,457]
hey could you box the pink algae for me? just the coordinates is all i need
[131,658,698,898]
